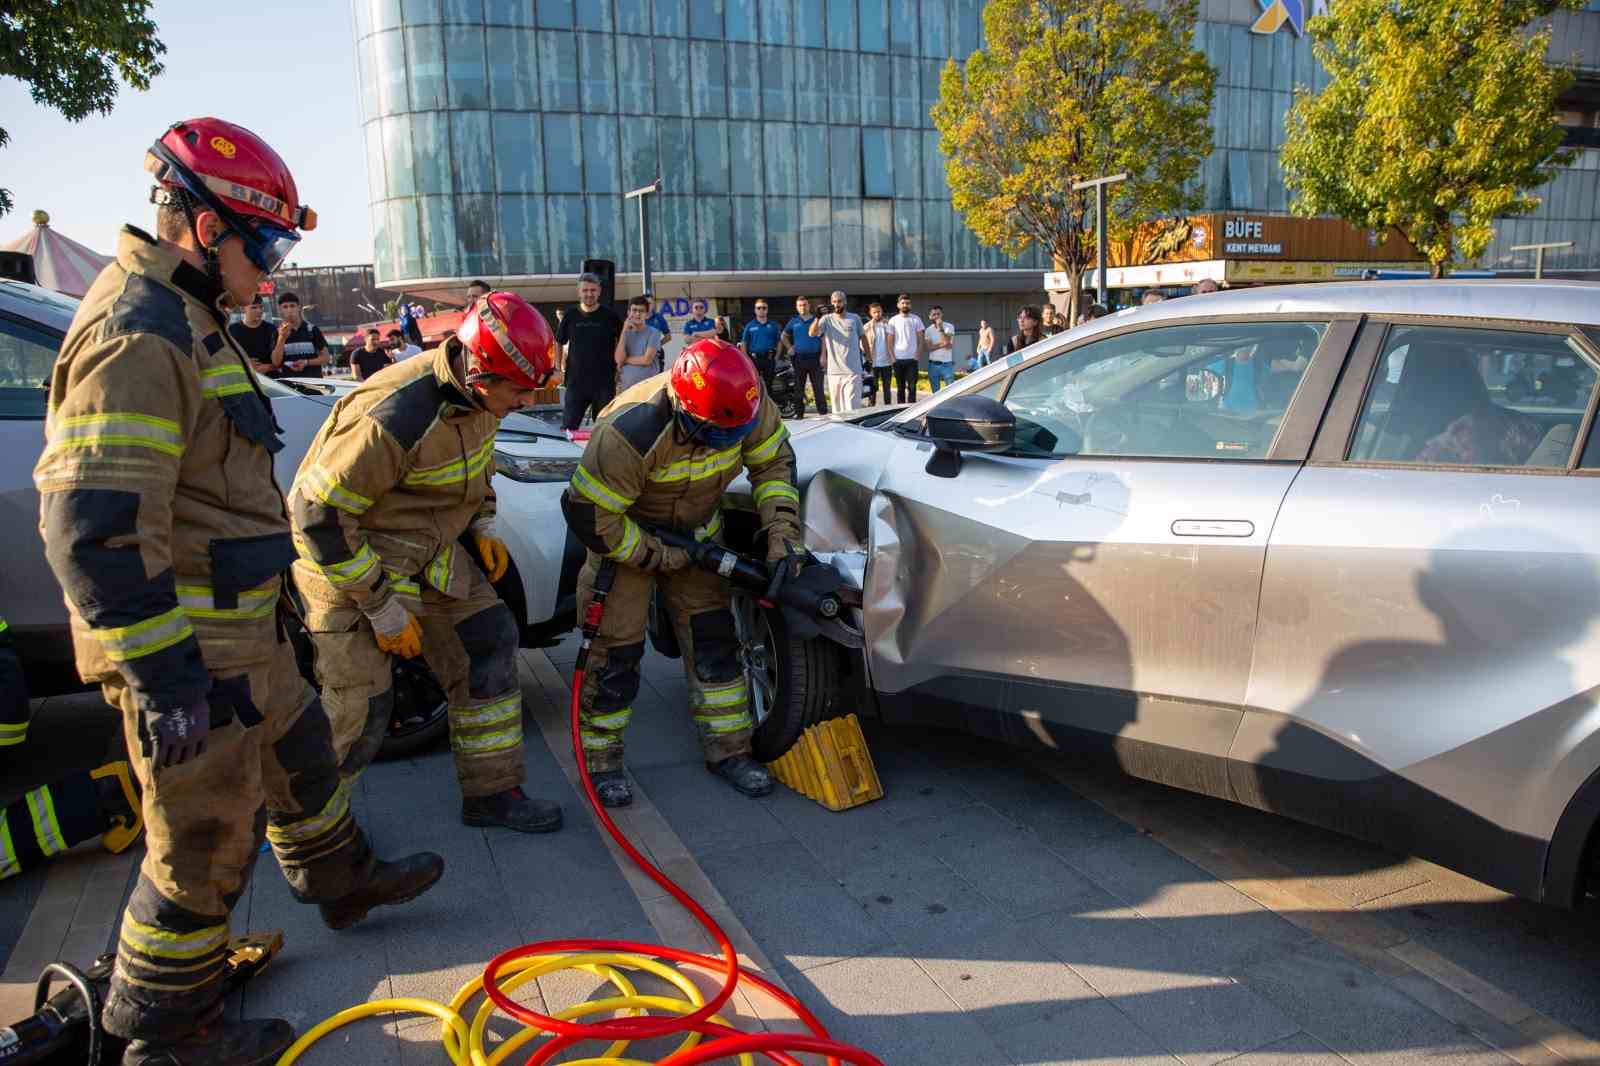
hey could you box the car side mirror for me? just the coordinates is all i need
[924,395,1015,478]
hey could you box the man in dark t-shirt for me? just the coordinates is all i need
[555,271,624,430]
[351,328,393,381]
[272,291,330,378]
[228,294,279,376]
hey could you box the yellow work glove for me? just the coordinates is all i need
[367,598,424,659]
[474,532,510,582]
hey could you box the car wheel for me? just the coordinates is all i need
[286,613,450,760]
[732,590,836,762]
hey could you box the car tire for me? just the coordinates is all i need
[285,614,450,761]
[732,591,837,763]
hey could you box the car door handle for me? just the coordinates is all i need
[1171,519,1255,538]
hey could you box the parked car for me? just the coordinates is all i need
[717,280,1600,911]
[0,280,583,757]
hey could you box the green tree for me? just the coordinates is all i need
[1281,0,1581,277]
[932,0,1216,320]
[0,0,165,217]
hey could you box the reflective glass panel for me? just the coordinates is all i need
[800,197,831,269]
[795,49,827,118]
[828,51,860,125]
[655,0,686,34]
[444,0,483,21]
[733,198,764,270]
[375,0,403,28]
[405,26,445,109]
[690,41,727,116]
[655,39,690,115]
[892,129,921,198]
[620,116,657,190]
[862,128,893,198]
[861,54,892,125]
[923,128,946,198]
[764,0,793,44]
[922,199,949,267]
[412,112,453,194]
[375,30,411,115]
[922,0,948,56]
[892,56,919,126]
[859,0,888,51]
[420,195,460,276]
[760,46,794,119]
[617,0,650,32]
[617,36,653,115]
[660,196,695,270]
[381,114,416,198]
[585,114,621,192]
[364,124,386,203]
[537,31,578,110]
[357,42,380,121]
[370,202,391,282]
[863,199,893,268]
[588,194,623,264]
[499,195,549,274]
[388,198,422,278]
[543,114,584,193]
[402,0,437,22]
[445,25,488,109]
[484,0,533,23]
[659,116,692,181]
[795,8,824,47]
[890,0,917,55]
[492,112,544,193]
[764,122,797,196]
[729,121,763,195]
[487,28,538,109]
[894,199,921,269]
[536,0,572,24]
[697,197,732,269]
[452,111,493,194]
[576,0,611,29]
[827,0,855,48]
[921,58,941,122]
[832,199,863,270]
[457,194,497,274]
[695,120,730,194]
[726,0,757,40]
[546,195,587,273]
[690,0,724,37]
[580,33,617,112]
[728,43,759,117]
[765,198,799,269]
[952,0,979,57]
[797,126,828,196]
[829,127,860,197]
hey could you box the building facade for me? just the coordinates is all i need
[352,0,1600,320]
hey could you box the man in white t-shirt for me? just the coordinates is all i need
[862,301,896,405]
[924,305,956,393]
[808,289,865,414]
[886,294,925,404]
[386,329,422,360]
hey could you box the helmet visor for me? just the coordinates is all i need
[241,221,300,275]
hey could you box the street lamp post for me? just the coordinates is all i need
[1072,173,1128,308]
[1509,240,1575,280]
[625,179,663,297]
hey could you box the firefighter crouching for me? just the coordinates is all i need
[561,338,803,808]
[34,117,443,1066]
[289,291,564,834]
[0,613,144,880]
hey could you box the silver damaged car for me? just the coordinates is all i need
[719,280,1600,910]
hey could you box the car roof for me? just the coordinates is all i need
[1094,280,1600,334]
[0,279,80,332]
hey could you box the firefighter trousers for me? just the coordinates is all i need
[100,637,374,1043]
[297,564,524,798]
[576,552,754,773]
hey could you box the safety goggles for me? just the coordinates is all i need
[144,140,310,275]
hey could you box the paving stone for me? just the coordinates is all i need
[1213,1031,1349,1066]
[898,804,1107,918]
[1030,901,1237,998]
[631,762,795,858]
[697,842,894,971]
[1116,980,1300,1066]
[993,997,1182,1066]
[1238,938,1514,1065]
[783,951,1012,1065]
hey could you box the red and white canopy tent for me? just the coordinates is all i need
[3,210,110,297]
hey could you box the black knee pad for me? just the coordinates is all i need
[689,610,740,684]
[339,688,394,778]
[456,602,519,698]
[594,641,644,712]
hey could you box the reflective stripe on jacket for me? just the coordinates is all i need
[289,342,496,611]
[562,376,799,570]
[33,227,295,706]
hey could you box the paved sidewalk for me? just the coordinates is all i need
[5,640,1599,1064]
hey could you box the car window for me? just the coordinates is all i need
[0,315,60,419]
[1348,326,1596,469]
[998,321,1327,460]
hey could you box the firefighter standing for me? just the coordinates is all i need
[289,292,564,834]
[34,118,443,1066]
[561,338,802,807]
[0,614,143,879]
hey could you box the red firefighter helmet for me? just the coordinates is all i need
[144,118,315,274]
[671,338,762,428]
[457,291,556,390]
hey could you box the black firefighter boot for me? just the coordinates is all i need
[122,1017,295,1066]
[590,770,633,808]
[319,852,446,931]
[708,754,775,797]
[461,786,563,833]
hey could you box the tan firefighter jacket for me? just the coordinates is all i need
[562,374,799,569]
[33,226,296,708]
[289,341,497,613]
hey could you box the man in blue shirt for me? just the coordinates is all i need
[682,299,718,347]
[643,296,672,370]
[739,298,784,392]
[780,295,828,415]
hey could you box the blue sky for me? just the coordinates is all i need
[0,0,370,265]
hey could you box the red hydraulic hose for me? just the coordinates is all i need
[479,564,882,1066]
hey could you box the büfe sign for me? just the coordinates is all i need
[1109,214,1425,265]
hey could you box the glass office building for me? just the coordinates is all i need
[353,0,1600,307]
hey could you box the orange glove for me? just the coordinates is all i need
[367,598,424,659]
[474,532,510,582]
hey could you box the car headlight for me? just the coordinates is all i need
[494,451,579,483]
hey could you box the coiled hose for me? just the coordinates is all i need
[280,561,881,1065]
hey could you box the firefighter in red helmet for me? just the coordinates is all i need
[34,117,444,1066]
[560,337,802,807]
[290,290,566,835]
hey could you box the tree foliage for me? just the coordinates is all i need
[932,0,1215,318]
[1281,0,1581,277]
[0,0,166,217]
